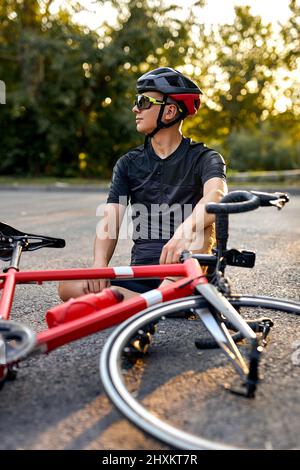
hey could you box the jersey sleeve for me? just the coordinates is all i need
[106,157,130,206]
[198,150,226,186]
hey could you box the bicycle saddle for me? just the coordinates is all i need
[0,222,65,261]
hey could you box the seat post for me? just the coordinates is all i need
[3,241,24,273]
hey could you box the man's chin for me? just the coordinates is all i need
[136,128,149,135]
[136,124,154,135]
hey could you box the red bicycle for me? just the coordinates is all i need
[0,190,299,449]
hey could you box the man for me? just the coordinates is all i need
[59,67,227,301]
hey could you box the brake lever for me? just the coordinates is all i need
[268,192,289,210]
[270,198,287,210]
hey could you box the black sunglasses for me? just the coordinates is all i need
[134,94,166,110]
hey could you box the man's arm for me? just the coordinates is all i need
[85,203,127,294]
[159,177,227,265]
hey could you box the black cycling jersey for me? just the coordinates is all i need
[107,137,226,265]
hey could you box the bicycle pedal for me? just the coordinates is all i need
[131,337,151,354]
[123,330,153,357]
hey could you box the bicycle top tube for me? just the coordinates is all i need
[0,258,206,321]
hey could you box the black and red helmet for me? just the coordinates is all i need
[137,67,203,117]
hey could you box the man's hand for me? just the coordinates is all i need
[160,178,227,265]
[82,262,111,295]
[159,224,193,264]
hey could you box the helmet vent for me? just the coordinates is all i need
[165,76,180,87]
[144,79,155,87]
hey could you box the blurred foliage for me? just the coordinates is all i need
[0,0,299,177]
[226,121,300,171]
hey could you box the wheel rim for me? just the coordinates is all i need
[0,320,36,365]
[100,295,300,449]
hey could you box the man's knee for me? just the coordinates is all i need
[58,281,69,302]
[58,280,85,302]
[190,223,216,255]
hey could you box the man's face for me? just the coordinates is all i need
[132,91,165,135]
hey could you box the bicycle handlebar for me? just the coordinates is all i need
[206,190,289,214]
[251,190,289,208]
[206,191,260,214]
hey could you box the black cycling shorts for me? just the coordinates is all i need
[110,278,161,293]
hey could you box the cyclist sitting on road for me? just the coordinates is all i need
[59,67,227,301]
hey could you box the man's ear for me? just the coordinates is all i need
[165,104,178,121]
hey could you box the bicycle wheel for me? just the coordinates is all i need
[100,295,300,450]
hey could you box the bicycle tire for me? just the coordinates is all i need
[100,295,300,450]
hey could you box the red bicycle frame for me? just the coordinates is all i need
[0,259,207,355]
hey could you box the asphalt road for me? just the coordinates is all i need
[0,189,299,450]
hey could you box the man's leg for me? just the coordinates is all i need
[58,279,139,302]
[158,224,216,318]
[110,279,160,299]
[58,278,160,302]
[159,224,215,289]
[189,223,216,257]
[58,280,86,301]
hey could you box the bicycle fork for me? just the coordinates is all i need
[195,283,269,398]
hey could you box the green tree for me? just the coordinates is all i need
[0,0,299,176]
[183,3,299,170]
[0,0,194,177]
[185,6,279,141]
[280,0,300,70]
